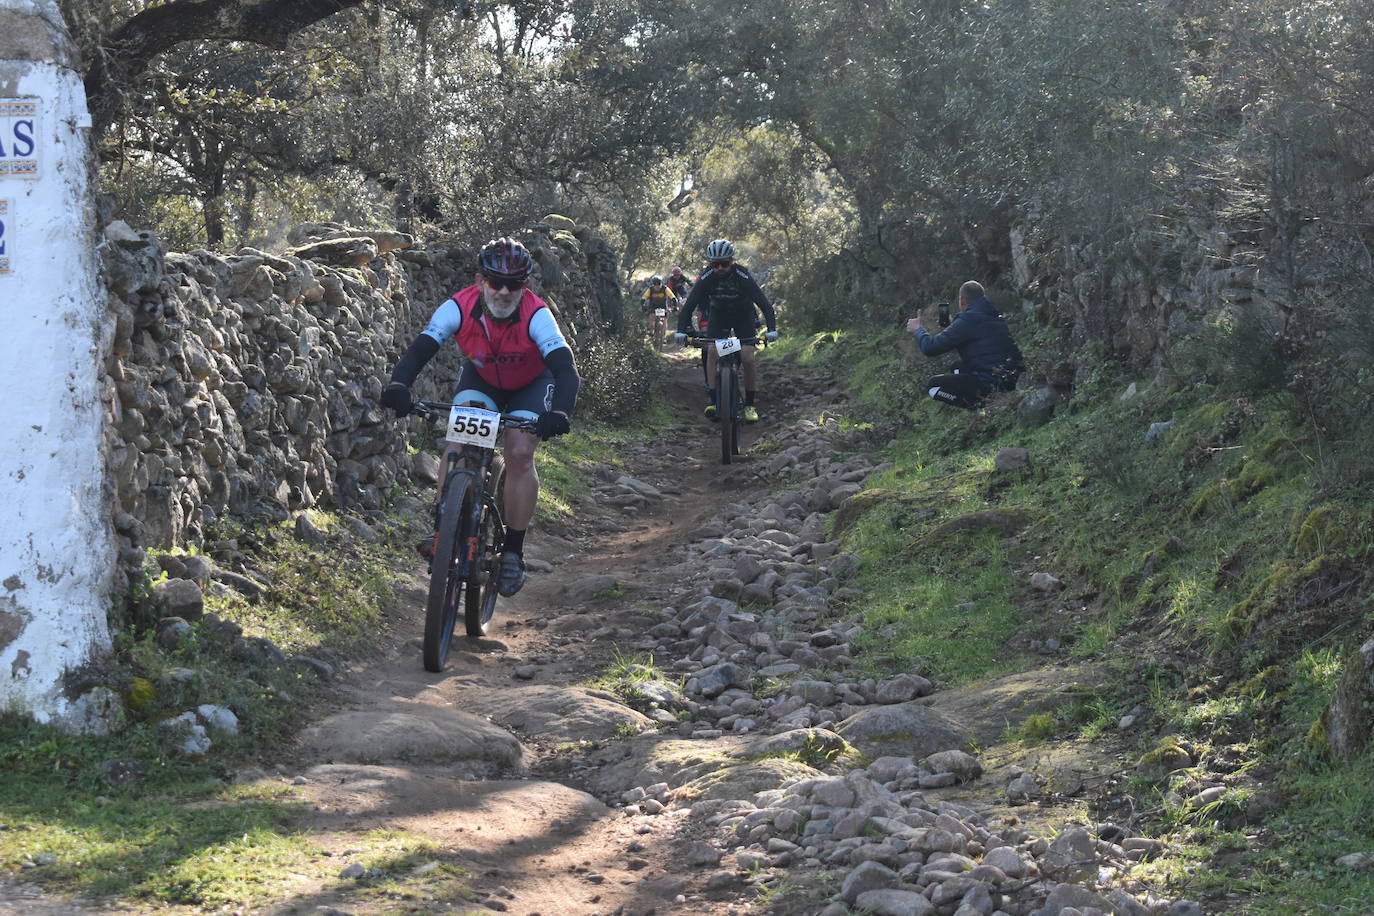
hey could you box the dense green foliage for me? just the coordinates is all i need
[60,2,1374,409]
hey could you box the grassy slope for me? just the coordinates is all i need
[773,329,1374,914]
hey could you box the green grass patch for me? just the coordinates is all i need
[848,515,1025,683]
[585,650,683,716]
[0,506,431,905]
[0,715,312,905]
[780,322,1374,911]
[206,520,396,652]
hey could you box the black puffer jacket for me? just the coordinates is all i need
[914,296,1023,387]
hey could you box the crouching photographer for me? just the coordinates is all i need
[905,281,1024,410]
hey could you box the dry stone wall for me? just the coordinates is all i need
[1008,217,1284,374]
[100,216,620,595]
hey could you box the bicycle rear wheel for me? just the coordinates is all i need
[720,365,738,465]
[464,457,505,636]
[424,471,473,672]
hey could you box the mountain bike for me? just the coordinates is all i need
[410,401,534,671]
[689,333,761,465]
[651,307,669,351]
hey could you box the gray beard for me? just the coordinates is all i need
[482,285,520,319]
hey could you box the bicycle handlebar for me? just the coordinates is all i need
[411,401,538,432]
[685,333,764,347]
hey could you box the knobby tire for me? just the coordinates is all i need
[424,470,473,671]
[720,364,738,465]
[464,456,505,636]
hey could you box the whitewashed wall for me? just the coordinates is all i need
[0,0,113,727]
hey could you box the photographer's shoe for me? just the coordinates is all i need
[744,406,760,423]
[495,552,526,597]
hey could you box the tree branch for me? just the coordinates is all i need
[88,0,369,133]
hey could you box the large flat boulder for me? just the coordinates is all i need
[463,685,654,744]
[298,707,525,768]
[834,701,974,758]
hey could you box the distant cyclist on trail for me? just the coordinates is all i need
[665,266,692,303]
[381,237,579,597]
[640,275,678,347]
[675,239,778,422]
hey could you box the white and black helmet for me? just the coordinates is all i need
[650,275,663,285]
[705,239,735,261]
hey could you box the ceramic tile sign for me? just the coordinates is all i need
[0,199,9,276]
[0,99,40,179]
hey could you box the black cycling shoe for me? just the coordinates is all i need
[495,552,526,597]
[416,533,436,559]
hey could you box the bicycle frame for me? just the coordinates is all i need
[688,334,762,464]
[410,400,534,667]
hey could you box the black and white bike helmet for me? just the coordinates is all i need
[705,239,735,261]
[650,275,663,285]
[479,237,532,279]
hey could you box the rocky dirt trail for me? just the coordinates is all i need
[3,351,1203,916]
[263,350,1202,916]
[275,352,841,916]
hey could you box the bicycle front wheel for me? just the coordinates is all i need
[424,471,473,672]
[720,365,738,465]
[464,458,506,637]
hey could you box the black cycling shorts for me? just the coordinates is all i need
[453,364,554,420]
[706,302,759,340]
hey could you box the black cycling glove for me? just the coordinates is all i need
[381,383,412,417]
[534,411,570,440]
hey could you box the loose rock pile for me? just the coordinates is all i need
[590,413,1200,915]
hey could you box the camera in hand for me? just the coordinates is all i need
[937,302,951,328]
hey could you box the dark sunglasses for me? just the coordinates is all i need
[711,259,733,269]
[483,275,525,292]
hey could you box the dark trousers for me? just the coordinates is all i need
[926,369,994,410]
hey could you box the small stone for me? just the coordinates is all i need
[1006,771,1039,803]
[1146,420,1175,443]
[841,860,900,904]
[339,863,366,878]
[160,712,211,755]
[292,655,334,680]
[685,841,721,867]
[1334,852,1374,869]
[1030,572,1064,592]
[855,887,934,915]
[994,447,1030,471]
[195,704,240,735]
[98,757,144,788]
[156,616,193,649]
[513,665,538,680]
[924,749,983,782]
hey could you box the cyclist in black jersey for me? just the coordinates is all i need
[675,239,778,422]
